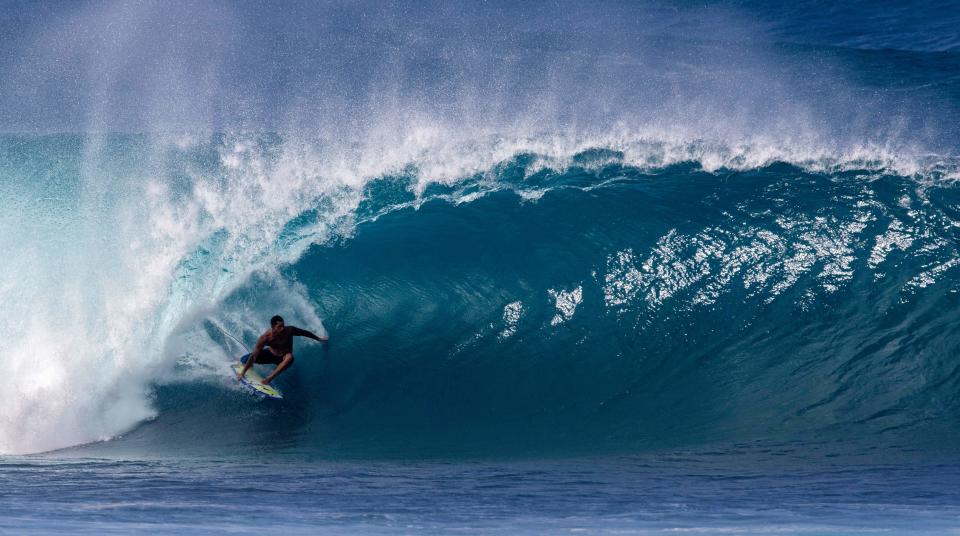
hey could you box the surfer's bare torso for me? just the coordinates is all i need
[237,316,327,385]
[261,326,305,356]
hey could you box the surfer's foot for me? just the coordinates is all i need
[261,378,271,386]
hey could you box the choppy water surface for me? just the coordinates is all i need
[5,444,960,535]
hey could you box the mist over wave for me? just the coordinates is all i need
[1,1,959,456]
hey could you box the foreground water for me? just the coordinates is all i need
[4,443,959,535]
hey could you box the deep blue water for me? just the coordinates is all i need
[5,445,960,535]
[2,1,960,534]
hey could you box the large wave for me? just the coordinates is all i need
[3,130,959,457]
[2,1,959,457]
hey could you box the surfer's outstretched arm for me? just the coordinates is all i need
[292,326,328,342]
[238,335,267,380]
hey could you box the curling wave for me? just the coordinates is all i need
[3,130,957,458]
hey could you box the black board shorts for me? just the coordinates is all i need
[240,347,288,366]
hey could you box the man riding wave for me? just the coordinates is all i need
[237,315,327,385]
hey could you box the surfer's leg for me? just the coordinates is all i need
[262,353,294,385]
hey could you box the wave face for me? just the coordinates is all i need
[1,1,960,457]
[209,158,960,460]
[4,133,960,458]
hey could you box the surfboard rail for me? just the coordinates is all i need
[232,363,284,399]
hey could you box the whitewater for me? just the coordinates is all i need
[2,1,960,534]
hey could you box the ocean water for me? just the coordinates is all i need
[2,1,960,534]
[4,447,960,535]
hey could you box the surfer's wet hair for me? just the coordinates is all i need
[271,315,284,327]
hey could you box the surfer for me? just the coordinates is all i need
[237,315,327,385]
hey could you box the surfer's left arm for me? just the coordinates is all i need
[291,326,328,342]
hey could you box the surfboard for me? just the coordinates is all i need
[233,363,284,399]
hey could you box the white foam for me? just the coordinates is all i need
[906,258,960,291]
[0,134,362,454]
[548,286,583,326]
[500,301,524,339]
[600,205,890,316]
[868,219,915,273]
[603,249,645,312]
